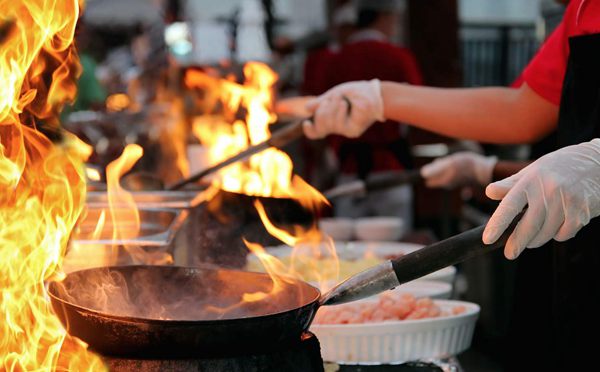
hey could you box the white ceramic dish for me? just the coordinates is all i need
[354,217,406,241]
[251,241,457,285]
[392,280,453,300]
[316,280,453,300]
[311,299,480,364]
[318,217,355,241]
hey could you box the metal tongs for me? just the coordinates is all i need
[167,118,306,190]
[323,169,424,199]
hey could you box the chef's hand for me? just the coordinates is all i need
[420,152,498,189]
[303,79,384,139]
[482,139,600,260]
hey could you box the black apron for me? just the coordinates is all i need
[506,33,600,371]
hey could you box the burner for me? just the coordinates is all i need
[103,332,324,372]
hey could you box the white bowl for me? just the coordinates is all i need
[318,218,355,241]
[317,280,453,300]
[393,280,453,299]
[311,299,480,364]
[354,217,405,241]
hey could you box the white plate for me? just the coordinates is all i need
[249,241,457,285]
[311,299,480,364]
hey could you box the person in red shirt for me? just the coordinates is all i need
[320,0,423,227]
[303,0,600,369]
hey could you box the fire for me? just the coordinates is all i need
[105,93,130,112]
[0,0,105,370]
[187,62,325,205]
[187,62,337,298]
[86,167,101,181]
[247,200,339,293]
[106,144,144,242]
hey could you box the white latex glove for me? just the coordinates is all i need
[303,79,384,139]
[420,152,498,189]
[482,138,600,260]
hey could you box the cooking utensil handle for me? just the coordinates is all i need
[391,215,520,284]
[320,211,524,306]
[365,169,423,192]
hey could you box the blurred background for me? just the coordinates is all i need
[67,1,568,370]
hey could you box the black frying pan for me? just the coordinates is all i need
[48,215,521,358]
[48,265,320,358]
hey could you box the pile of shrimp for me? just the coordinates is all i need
[313,293,466,325]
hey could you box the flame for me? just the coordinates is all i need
[187,62,337,299]
[105,93,130,112]
[86,167,101,181]
[241,240,298,303]
[0,0,105,370]
[103,144,173,265]
[187,62,326,205]
[249,200,339,293]
[106,144,143,242]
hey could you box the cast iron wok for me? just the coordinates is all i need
[48,216,521,358]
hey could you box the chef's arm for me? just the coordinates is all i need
[381,82,558,144]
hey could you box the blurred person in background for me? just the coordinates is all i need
[301,0,357,97]
[298,1,358,193]
[322,0,422,230]
[302,0,600,369]
[66,18,107,115]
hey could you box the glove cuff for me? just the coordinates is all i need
[474,155,498,186]
[369,79,385,122]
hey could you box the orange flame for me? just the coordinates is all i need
[248,200,339,293]
[187,62,326,206]
[0,0,105,370]
[86,167,101,182]
[187,62,338,299]
[105,93,130,112]
[106,144,144,242]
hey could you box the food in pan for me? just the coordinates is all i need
[313,293,466,325]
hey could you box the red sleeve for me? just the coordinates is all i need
[520,0,600,105]
[521,19,569,106]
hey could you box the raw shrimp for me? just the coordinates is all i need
[313,293,465,325]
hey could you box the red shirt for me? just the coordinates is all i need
[323,37,423,174]
[523,0,600,105]
[301,47,337,96]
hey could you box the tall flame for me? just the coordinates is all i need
[187,62,326,206]
[188,62,337,300]
[0,0,105,370]
[248,199,339,293]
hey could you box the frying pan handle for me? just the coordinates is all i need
[391,211,524,284]
[320,211,525,307]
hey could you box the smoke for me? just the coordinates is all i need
[51,266,318,321]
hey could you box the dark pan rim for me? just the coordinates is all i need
[47,265,321,325]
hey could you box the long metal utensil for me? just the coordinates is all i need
[323,169,423,199]
[320,212,524,306]
[167,119,306,191]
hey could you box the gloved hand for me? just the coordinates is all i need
[420,152,498,189]
[482,138,600,260]
[303,79,384,139]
